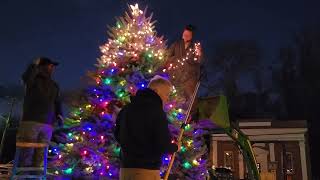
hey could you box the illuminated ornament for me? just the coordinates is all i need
[163,156,171,164]
[85,104,92,109]
[96,78,101,84]
[181,146,187,153]
[85,167,93,173]
[100,135,104,140]
[146,36,154,44]
[66,143,74,148]
[116,21,122,29]
[140,83,146,88]
[116,90,125,98]
[130,3,143,16]
[64,168,73,175]
[187,140,193,147]
[102,101,109,108]
[147,53,153,59]
[68,133,72,137]
[184,124,191,131]
[55,170,59,175]
[104,78,112,85]
[182,162,192,169]
[58,154,62,159]
[114,147,121,155]
[86,126,92,131]
[120,80,126,86]
[118,36,126,42]
[193,159,200,166]
[148,69,152,73]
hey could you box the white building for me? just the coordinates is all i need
[210,119,311,180]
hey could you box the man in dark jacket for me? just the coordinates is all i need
[17,57,63,167]
[167,25,202,106]
[114,76,179,180]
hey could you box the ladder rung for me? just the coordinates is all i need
[12,175,45,178]
[16,142,48,148]
[17,167,44,171]
[0,175,10,177]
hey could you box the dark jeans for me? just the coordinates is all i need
[16,121,53,167]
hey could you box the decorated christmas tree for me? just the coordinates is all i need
[49,4,213,179]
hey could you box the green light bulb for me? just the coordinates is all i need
[172,112,177,117]
[184,124,191,131]
[118,92,124,97]
[181,146,187,153]
[114,147,121,156]
[116,22,122,29]
[118,36,126,42]
[64,168,73,174]
[182,162,192,169]
[104,78,112,85]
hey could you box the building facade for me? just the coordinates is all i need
[210,119,311,180]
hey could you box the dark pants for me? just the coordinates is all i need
[16,121,53,167]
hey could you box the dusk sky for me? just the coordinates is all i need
[1,0,319,89]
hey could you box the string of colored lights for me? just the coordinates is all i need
[162,42,201,73]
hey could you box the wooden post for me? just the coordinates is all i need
[163,81,200,180]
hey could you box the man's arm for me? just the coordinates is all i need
[154,110,178,154]
[21,63,39,86]
[54,85,64,127]
[187,43,203,65]
[166,42,177,65]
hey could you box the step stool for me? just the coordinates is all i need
[10,142,48,180]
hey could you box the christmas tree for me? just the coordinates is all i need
[50,4,213,179]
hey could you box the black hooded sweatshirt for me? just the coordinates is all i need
[21,64,62,125]
[114,88,178,169]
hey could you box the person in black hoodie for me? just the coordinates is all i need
[114,75,179,180]
[16,57,63,167]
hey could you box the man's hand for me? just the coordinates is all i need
[195,44,202,58]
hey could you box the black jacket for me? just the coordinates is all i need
[114,88,178,169]
[21,65,62,125]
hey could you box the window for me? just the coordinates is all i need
[224,151,234,169]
